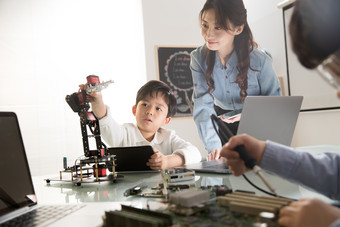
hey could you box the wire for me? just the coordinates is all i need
[242,174,276,197]
[211,116,279,198]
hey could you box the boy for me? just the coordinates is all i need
[82,80,202,170]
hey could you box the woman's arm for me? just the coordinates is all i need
[191,49,222,153]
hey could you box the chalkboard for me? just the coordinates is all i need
[156,46,197,118]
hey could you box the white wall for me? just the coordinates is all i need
[1,0,339,176]
[141,0,340,153]
[243,1,340,147]
[141,0,207,157]
[0,0,146,175]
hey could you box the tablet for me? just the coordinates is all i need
[108,145,155,172]
[176,159,232,174]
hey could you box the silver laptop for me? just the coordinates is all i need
[177,159,232,174]
[0,112,86,226]
[237,96,303,145]
[179,96,303,174]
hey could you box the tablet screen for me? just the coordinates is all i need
[108,146,154,172]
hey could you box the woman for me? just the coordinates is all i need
[190,0,281,160]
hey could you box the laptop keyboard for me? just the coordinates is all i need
[1,204,86,227]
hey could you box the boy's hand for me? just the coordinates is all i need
[78,84,106,119]
[147,149,168,170]
[78,84,103,104]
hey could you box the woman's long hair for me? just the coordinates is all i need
[200,0,257,102]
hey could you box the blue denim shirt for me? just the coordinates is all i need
[190,45,281,152]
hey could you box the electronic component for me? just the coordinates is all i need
[63,157,67,170]
[106,187,292,226]
[168,189,210,216]
[167,184,191,191]
[104,205,173,227]
[169,189,209,208]
[217,191,294,216]
[162,169,195,183]
[124,184,147,197]
[93,164,107,177]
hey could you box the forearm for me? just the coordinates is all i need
[262,141,340,200]
[98,106,125,147]
[165,154,185,168]
[91,99,107,119]
[193,97,222,152]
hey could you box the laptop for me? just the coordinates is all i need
[108,146,156,172]
[179,96,303,174]
[237,96,303,145]
[0,112,86,226]
[177,159,232,174]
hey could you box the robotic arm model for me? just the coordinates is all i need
[65,75,114,158]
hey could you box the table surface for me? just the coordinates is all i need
[34,170,335,209]
[35,145,340,205]
[32,145,340,226]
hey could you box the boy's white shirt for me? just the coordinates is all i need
[98,106,202,164]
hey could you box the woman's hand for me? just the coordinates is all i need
[220,114,241,123]
[206,149,222,161]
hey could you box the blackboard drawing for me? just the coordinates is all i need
[156,46,197,118]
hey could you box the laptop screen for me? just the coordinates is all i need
[237,96,303,146]
[0,112,36,217]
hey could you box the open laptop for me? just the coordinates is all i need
[0,112,86,226]
[179,96,303,174]
[237,96,303,145]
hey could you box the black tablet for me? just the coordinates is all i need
[108,145,155,172]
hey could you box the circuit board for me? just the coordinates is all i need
[105,187,292,227]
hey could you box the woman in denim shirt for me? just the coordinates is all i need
[190,0,281,160]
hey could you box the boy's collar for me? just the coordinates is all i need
[151,128,165,144]
[133,124,165,145]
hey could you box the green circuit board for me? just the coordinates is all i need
[105,188,292,227]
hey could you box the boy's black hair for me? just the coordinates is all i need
[135,80,177,117]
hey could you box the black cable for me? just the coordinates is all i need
[210,114,278,197]
[241,174,277,197]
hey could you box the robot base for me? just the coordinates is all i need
[45,155,123,186]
